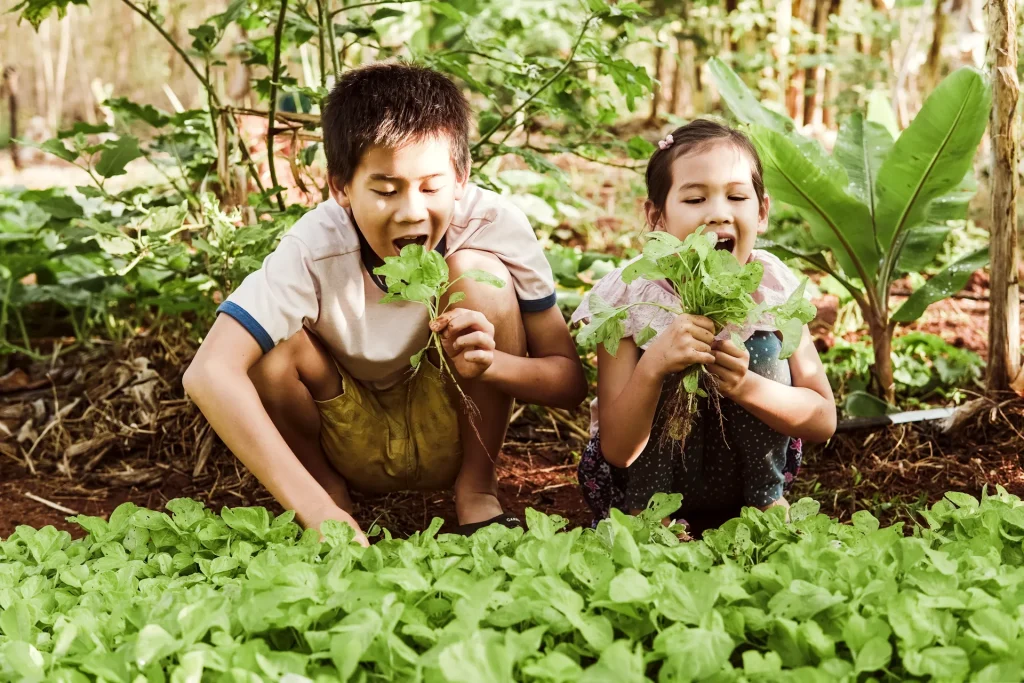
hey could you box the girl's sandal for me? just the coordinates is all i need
[454,513,524,536]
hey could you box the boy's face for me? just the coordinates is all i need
[330,136,467,259]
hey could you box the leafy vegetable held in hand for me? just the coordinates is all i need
[373,244,505,446]
[577,228,815,443]
[373,243,505,372]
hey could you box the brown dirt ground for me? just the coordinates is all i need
[1,267,1020,540]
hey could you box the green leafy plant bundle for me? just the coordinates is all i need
[372,244,504,436]
[3,488,1024,681]
[577,228,815,443]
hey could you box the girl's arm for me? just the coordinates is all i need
[598,315,717,468]
[710,326,836,443]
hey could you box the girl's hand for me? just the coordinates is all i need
[644,314,717,378]
[431,308,496,380]
[707,339,751,398]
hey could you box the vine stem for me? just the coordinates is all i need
[470,12,598,155]
[267,0,290,212]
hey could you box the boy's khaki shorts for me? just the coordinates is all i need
[316,357,463,494]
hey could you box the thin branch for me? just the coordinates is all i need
[328,0,422,19]
[222,105,320,126]
[327,0,341,77]
[316,0,328,88]
[268,0,290,211]
[471,13,597,155]
[523,143,646,171]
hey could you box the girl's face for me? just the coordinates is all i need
[646,141,769,265]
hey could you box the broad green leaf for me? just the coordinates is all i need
[1,641,45,680]
[854,636,892,673]
[902,646,970,680]
[40,138,78,162]
[654,624,735,680]
[134,624,179,668]
[626,135,655,160]
[891,247,988,323]
[447,291,467,306]
[634,325,656,347]
[866,90,901,139]
[95,136,144,177]
[750,125,878,283]
[874,68,990,267]
[608,568,653,603]
[833,113,893,222]
[843,390,893,417]
[460,269,506,289]
[707,57,797,136]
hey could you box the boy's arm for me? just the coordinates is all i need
[182,315,367,544]
[480,306,588,410]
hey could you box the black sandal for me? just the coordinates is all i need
[454,513,524,536]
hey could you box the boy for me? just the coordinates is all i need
[183,62,587,545]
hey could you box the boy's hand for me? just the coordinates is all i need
[302,504,370,547]
[430,308,496,380]
[644,314,717,378]
[707,339,751,398]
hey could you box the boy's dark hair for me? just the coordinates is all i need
[645,118,765,225]
[321,62,471,186]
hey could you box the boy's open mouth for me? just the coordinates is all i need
[393,235,429,253]
[715,236,736,253]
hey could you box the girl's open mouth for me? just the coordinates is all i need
[393,235,429,253]
[715,236,735,252]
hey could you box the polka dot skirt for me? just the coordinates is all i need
[578,331,802,527]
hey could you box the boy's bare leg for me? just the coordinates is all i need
[444,250,528,525]
[248,329,355,512]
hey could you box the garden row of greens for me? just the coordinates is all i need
[2,489,1024,681]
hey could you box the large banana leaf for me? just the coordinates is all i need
[751,125,879,284]
[896,170,977,272]
[833,113,893,224]
[707,57,843,180]
[891,247,989,323]
[874,68,991,262]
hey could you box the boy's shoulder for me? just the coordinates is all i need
[281,197,362,261]
[446,184,538,252]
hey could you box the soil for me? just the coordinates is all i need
[0,259,1020,541]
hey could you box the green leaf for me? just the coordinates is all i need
[460,269,506,289]
[430,1,464,22]
[608,568,653,603]
[707,57,797,136]
[654,624,735,680]
[134,624,179,668]
[634,325,656,347]
[843,390,893,417]
[12,0,87,29]
[370,7,404,20]
[891,247,988,323]
[902,646,970,680]
[40,138,78,162]
[854,636,892,673]
[105,97,171,128]
[867,90,901,139]
[626,135,655,160]
[95,136,144,178]
[750,125,878,283]
[833,113,893,215]
[874,68,990,267]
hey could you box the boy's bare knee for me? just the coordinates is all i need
[446,249,525,354]
[249,329,341,404]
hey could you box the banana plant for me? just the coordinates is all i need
[708,58,991,404]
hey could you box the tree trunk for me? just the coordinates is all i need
[803,0,831,127]
[986,0,1022,393]
[669,36,685,116]
[775,0,793,114]
[924,0,948,91]
[3,67,20,170]
[648,41,664,125]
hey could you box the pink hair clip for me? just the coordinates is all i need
[657,134,674,150]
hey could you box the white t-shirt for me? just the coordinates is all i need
[219,184,556,390]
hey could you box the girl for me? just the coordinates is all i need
[572,119,836,536]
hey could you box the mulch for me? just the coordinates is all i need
[1,292,1021,539]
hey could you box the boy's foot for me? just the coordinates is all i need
[454,512,524,536]
[454,490,504,526]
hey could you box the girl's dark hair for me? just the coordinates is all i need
[321,61,471,186]
[645,119,765,225]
